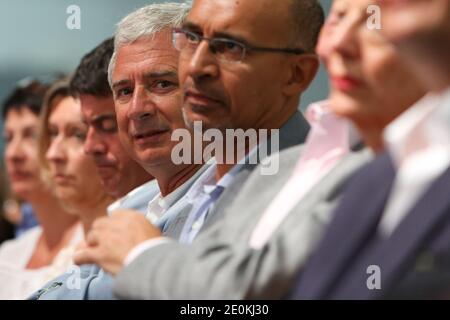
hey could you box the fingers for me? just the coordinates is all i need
[110,209,141,218]
[75,240,88,251]
[86,230,100,247]
[91,216,111,230]
[74,247,99,266]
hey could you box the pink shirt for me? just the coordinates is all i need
[249,101,360,249]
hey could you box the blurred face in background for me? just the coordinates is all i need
[46,96,108,211]
[378,0,450,45]
[317,0,425,127]
[377,0,450,91]
[81,94,151,199]
[3,107,43,200]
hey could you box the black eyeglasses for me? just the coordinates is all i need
[172,28,306,63]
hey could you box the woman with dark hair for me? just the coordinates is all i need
[0,80,81,299]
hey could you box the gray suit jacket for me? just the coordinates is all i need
[163,110,310,240]
[114,144,372,299]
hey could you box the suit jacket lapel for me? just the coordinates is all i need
[277,110,310,151]
[292,152,396,299]
[368,165,450,298]
[287,148,372,224]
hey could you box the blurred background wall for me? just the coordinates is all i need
[0,0,331,156]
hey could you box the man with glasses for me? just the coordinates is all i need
[172,28,306,64]
[75,0,323,299]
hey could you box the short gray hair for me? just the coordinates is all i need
[108,2,191,86]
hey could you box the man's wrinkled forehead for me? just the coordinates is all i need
[80,95,114,115]
[113,33,179,78]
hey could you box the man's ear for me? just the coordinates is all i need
[283,54,320,96]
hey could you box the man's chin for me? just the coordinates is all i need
[99,177,122,197]
[183,109,228,133]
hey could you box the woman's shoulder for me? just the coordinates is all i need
[0,226,42,266]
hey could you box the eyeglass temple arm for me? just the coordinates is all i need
[248,46,306,55]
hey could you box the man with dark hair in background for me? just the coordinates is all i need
[70,37,156,206]
[30,38,158,300]
[75,0,324,299]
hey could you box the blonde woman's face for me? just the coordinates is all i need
[45,96,107,210]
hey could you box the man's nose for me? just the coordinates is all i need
[5,138,25,164]
[84,127,107,156]
[127,85,157,121]
[187,40,220,82]
[46,136,67,165]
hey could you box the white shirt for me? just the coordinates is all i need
[146,162,214,225]
[107,179,159,216]
[123,163,215,264]
[0,224,83,299]
[125,145,262,264]
[379,89,450,237]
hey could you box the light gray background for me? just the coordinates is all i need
[0,0,331,155]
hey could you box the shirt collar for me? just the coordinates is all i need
[147,163,213,215]
[107,179,156,214]
[185,162,218,202]
[185,146,256,202]
[305,100,362,150]
[383,90,450,168]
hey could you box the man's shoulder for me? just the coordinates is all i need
[29,264,104,300]
[109,179,160,215]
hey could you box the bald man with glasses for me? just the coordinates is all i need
[75,0,324,299]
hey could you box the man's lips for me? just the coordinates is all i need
[53,173,73,185]
[132,129,170,146]
[8,170,33,182]
[184,90,223,107]
[133,129,169,140]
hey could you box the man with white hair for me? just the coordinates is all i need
[75,0,322,299]
[30,2,210,299]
